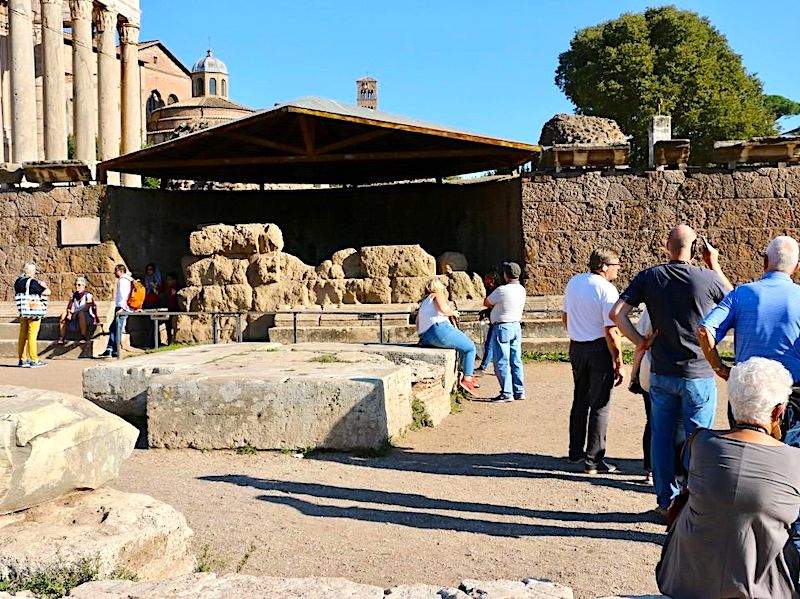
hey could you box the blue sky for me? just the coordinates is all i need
[141,0,800,143]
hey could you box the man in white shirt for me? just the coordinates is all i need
[562,248,624,474]
[99,264,132,358]
[484,262,527,402]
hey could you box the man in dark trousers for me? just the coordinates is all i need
[562,248,624,474]
[610,225,732,516]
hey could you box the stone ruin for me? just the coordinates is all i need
[82,342,457,451]
[174,222,485,344]
[0,386,195,584]
[538,113,628,146]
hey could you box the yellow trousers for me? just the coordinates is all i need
[17,317,41,362]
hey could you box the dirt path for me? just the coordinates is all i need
[0,358,728,598]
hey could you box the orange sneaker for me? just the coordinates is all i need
[459,378,479,396]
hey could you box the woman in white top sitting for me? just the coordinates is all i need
[417,277,478,395]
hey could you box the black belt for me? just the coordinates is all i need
[570,337,606,346]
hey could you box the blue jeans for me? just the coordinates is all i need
[649,373,717,508]
[106,311,128,354]
[491,322,525,398]
[420,322,476,376]
[479,323,496,369]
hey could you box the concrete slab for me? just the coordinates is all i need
[83,342,456,450]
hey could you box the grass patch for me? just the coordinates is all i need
[279,445,316,457]
[450,388,466,414]
[234,443,257,455]
[410,398,434,430]
[308,353,340,363]
[352,438,394,458]
[145,342,193,354]
[235,542,258,574]
[0,556,101,598]
[195,544,227,573]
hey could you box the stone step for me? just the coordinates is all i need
[0,334,133,360]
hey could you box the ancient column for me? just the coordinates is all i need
[70,0,96,165]
[41,0,67,159]
[8,0,38,163]
[119,21,141,186]
[96,8,120,162]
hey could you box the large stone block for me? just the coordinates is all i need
[71,574,385,598]
[447,271,485,301]
[248,253,315,286]
[342,277,392,304]
[0,488,194,582]
[332,247,364,278]
[184,255,249,287]
[188,223,285,256]
[0,386,138,515]
[391,276,431,303]
[195,284,253,312]
[360,245,436,278]
[252,281,314,311]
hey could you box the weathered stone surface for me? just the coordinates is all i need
[437,251,468,274]
[316,259,345,280]
[447,271,486,301]
[360,244,436,278]
[385,584,468,598]
[332,247,364,278]
[0,488,194,582]
[0,386,137,515]
[194,284,253,312]
[71,573,385,598]
[188,223,285,256]
[184,254,249,286]
[252,281,314,311]
[343,277,392,304]
[461,578,574,598]
[391,276,432,303]
[539,113,627,146]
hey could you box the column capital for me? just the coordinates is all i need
[95,8,117,32]
[119,20,140,45]
[69,0,94,21]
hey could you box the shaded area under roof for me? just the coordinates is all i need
[99,97,540,184]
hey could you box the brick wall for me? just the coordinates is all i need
[521,166,800,295]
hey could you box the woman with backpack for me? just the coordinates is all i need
[14,262,51,368]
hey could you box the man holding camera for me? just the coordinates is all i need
[610,225,732,516]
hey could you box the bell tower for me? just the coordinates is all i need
[356,77,377,110]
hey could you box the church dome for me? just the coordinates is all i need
[192,49,228,74]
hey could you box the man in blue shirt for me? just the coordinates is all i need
[699,236,800,385]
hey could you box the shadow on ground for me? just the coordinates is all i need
[199,474,665,545]
[309,451,653,495]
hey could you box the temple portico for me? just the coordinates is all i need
[0,0,141,176]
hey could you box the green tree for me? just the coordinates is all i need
[555,6,776,165]
[764,94,800,125]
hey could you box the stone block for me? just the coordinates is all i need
[0,163,23,185]
[360,244,436,278]
[447,271,485,301]
[342,277,392,304]
[58,217,100,246]
[195,284,253,312]
[460,578,573,598]
[0,488,194,582]
[252,281,313,311]
[332,247,364,278]
[70,574,385,598]
[188,223,285,256]
[391,276,431,303]
[185,255,249,287]
[0,386,138,515]
[145,347,413,450]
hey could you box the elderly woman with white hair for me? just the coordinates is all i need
[657,357,800,599]
[57,276,100,345]
[13,261,51,368]
[417,277,479,395]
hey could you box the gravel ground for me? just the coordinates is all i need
[0,357,729,598]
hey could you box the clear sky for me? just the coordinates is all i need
[140,0,800,143]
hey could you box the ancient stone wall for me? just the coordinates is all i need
[0,186,123,300]
[105,177,523,282]
[521,166,800,295]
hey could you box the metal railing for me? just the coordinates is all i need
[113,307,559,358]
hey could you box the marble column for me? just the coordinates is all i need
[8,0,38,163]
[96,8,120,162]
[41,0,67,159]
[70,0,96,165]
[119,21,141,186]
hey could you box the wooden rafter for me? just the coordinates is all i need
[220,131,305,155]
[315,129,392,154]
[298,115,316,155]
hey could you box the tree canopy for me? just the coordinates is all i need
[555,6,777,165]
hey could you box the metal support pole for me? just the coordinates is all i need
[379,313,384,344]
[212,314,218,344]
[292,312,298,344]
[152,316,159,350]
[236,313,242,343]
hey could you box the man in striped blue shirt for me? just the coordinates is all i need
[698,236,800,385]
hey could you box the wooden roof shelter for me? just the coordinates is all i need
[99,97,540,184]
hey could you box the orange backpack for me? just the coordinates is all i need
[127,279,146,310]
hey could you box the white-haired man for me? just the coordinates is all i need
[699,236,800,385]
